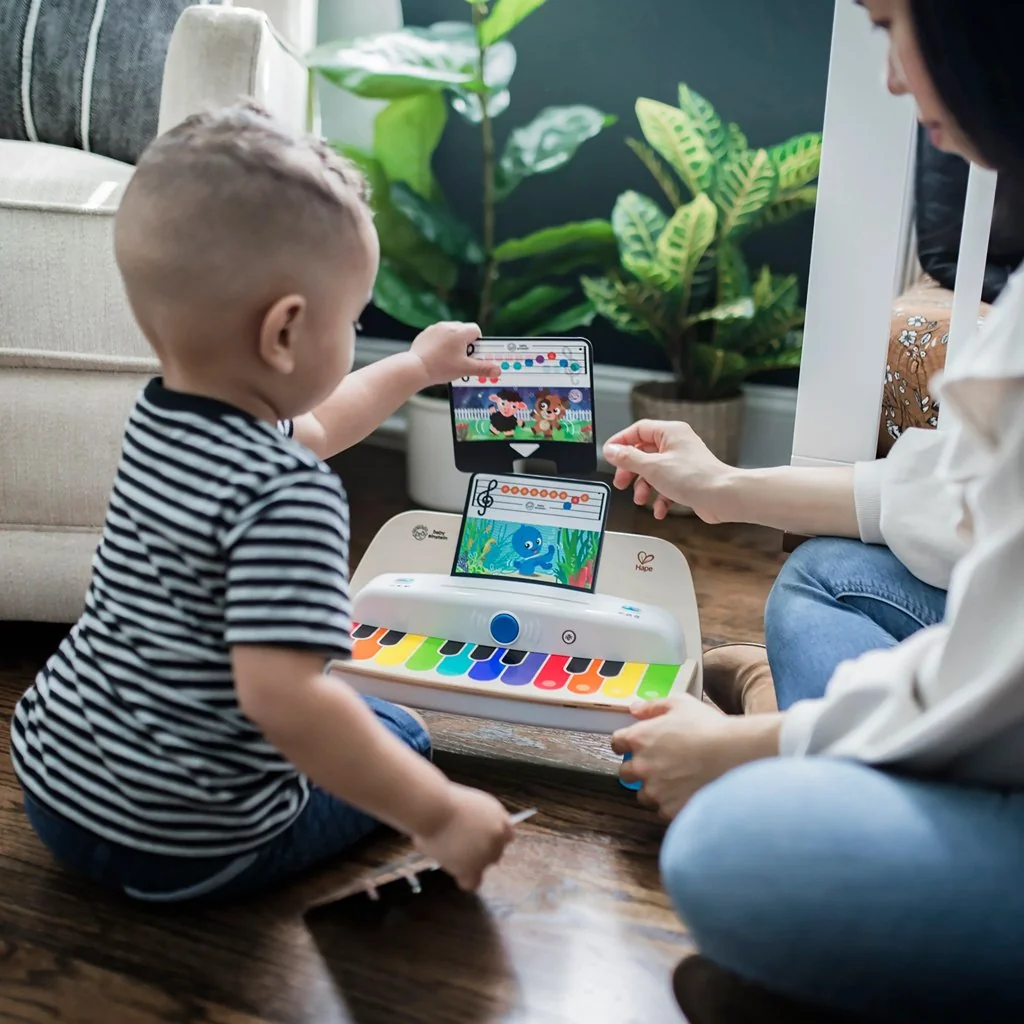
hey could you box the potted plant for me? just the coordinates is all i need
[308,0,618,511]
[582,84,821,473]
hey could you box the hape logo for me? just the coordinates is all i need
[412,525,428,541]
[635,551,655,573]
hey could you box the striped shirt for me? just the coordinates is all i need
[10,379,352,857]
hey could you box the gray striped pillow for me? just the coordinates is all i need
[0,0,224,165]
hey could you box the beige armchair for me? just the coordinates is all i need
[0,1,399,622]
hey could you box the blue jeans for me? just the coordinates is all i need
[23,697,430,902]
[661,759,1024,1022]
[765,537,947,709]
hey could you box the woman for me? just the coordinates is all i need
[605,2,1024,1020]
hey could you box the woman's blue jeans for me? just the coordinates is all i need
[661,538,1024,1021]
[764,536,947,709]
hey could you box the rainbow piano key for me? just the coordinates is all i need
[346,625,692,708]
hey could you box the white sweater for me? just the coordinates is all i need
[780,266,1024,786]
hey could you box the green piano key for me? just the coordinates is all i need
[636,663,680,700]
[405,635,447,672]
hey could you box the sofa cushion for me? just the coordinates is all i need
[0,0,224,165]
[0,139,154,365]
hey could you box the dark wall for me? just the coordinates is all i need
[371,0,833,371]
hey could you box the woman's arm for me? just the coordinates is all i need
[716,464,859,537]
[604,419,966,589]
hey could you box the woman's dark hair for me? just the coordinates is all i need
[910,2,1024,176]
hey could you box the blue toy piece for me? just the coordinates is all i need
[619,752,643,791]
[509,524,555,576]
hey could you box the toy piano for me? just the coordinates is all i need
[331,509,702,732]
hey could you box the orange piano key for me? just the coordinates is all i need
[352,625,387,661]
[566,657,605,694]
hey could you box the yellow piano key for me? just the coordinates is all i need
[374,632,427,667]
[599,661,647,699]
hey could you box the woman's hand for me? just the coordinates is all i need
[612,695,783,819]
[602,419,736,522]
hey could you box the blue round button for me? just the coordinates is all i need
[489,612,520,645]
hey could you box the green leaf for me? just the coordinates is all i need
[714,148,778,238]
[492,284,573,333]
[676,84,728,169]
[687,296,755,326]
[625,137,683,208]
[721,269,804,351]
[335,143,457,291]
[692,344,748,397]
[374,261,453,328]
[447,24,516,123]
[611,191,667,263]
[479,0,547,47]
[767,132,822,191]
[373,93,447,198]
[751,185,818,232]
[655,193,718,289]
[491,239,618,304]
[744,336,804,374]
[390,182,483,263]
[494,220,615,262]
[727,122,748,155]
[531,300,597,335]
[635,97,713,198]
[581,275,668,340]
[716,240,751,303]
[612,191,674,288]
[753,266,798,313]
[495,106,616,200]
[308,30,476,98]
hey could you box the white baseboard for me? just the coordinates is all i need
[355,337,798,469]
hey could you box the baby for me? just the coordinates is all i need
[9,102,513,902]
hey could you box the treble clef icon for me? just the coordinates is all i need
[474,478,499,516]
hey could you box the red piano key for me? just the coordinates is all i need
[534,654,570,690]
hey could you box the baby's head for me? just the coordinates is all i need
[114,102,377,419]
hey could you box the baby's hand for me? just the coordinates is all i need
[413,783,514,890]
[410,321,499,386]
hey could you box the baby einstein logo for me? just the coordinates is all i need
[635,551,655,573]
[412,524,449,542]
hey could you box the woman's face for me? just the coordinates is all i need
[859,0,982,164]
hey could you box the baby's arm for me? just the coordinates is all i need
[292,321,499,459]
[234,646,513,890]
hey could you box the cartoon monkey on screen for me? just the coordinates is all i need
[530,391,567,438]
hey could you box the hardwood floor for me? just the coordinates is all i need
[0,446,785,1024]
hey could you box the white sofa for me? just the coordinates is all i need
[0,1,400,622]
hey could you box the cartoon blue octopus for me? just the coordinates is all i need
[510,525,554,576]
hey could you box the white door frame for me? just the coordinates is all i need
[792,0,995,467]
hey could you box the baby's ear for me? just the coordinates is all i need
[259,294,306,374]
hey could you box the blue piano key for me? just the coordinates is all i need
[469,648,507,681]
[500,651,547,686]
[437,643,477,677]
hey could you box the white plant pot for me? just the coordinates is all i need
[406,392,472,512]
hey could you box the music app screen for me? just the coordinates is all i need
[448,337,597,476]
[451,472,610,592]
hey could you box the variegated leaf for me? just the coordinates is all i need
[655,193,717,289]
[635,97,713,197]
[767,132,822,191]
[581,275,667,340]
[677,83,729,169]
[714,148,778,238]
